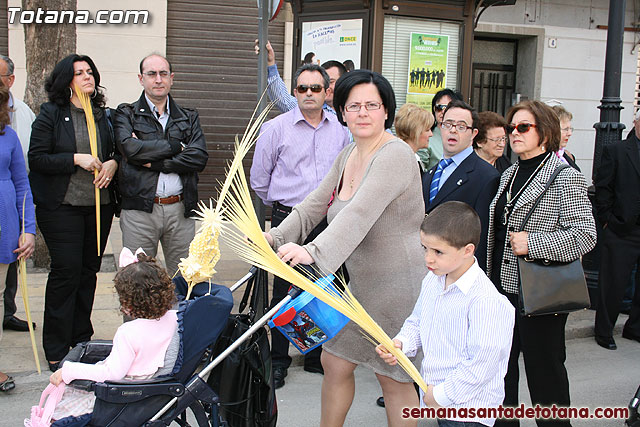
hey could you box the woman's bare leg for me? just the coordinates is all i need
[320,350,358,427]
[377,373,419,427]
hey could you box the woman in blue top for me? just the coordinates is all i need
[0,84,35,392]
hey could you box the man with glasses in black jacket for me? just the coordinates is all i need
[113,54,208,278]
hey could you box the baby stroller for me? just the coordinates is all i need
[50,267,289,427]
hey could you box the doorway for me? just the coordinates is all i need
[471,37,517,116]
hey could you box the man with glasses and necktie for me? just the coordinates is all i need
[422,99,499,271]
[416,89,462,171]
[113,54,208,277]
[250,63,350,389]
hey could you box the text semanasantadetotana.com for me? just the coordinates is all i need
[8,7,149,25]
[402,404,629,420]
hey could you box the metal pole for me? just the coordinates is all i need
[583,0,627,305]
[592,0,627,183]
[254,0,270,230]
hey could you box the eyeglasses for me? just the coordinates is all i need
[441,120,472,132]
[505,123,537,134]
[486,136,507,143]
[344,102,383,112]
[434,104,448,111]
[143,71,170,78]
[561,126,574,133]
[296,84,324,93]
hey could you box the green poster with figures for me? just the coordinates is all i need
[406,33,449,109]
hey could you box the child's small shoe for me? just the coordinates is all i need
[0,374,15,392]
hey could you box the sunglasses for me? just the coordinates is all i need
[505,123,537,134]
[434,104,448,111]
[296,84,324,93]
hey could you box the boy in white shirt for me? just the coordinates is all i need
[377,201,514,427]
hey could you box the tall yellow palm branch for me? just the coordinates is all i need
[18,194,40,374]
[178,99,273,298]
[74,85,101,256]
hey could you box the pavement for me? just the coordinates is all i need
[1,218,636,426]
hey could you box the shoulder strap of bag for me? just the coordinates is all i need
[519,163,570,232]
[238,268,270,319]
[31,383,66,426]
[238,271,255,314]
[250,268,270,319]
[104,108,115,140]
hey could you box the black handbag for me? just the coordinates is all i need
[516,164,591,316]
[207,268,277,427]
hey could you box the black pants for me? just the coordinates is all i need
[37,204,114,362]
[595,226,640,338]
[3,262,17,322]
[495,293,571,427]
[270,203,326,369]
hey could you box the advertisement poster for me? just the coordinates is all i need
[406,33,449,109]
[300,19,362,68]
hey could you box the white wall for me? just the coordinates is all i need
[539,27,637,181]
[478,0,638,181]
[8,0,167,108]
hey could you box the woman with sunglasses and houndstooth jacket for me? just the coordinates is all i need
[486,100,596,427]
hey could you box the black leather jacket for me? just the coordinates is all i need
[114,92,208,216]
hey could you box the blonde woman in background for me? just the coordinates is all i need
[394,103,436,173]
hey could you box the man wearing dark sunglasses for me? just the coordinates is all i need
[250,63,351,388]
[254,39,348,114]
[422,100,499,270]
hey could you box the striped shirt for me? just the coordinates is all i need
[395,260,514,426]
[250,106,350,207]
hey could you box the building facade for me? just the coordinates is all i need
[4,0,639,196]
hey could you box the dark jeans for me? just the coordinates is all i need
[269,204,326,369]
[37,204,113,361]
[3,262,17,321]
[595,226,640,338]
[495,293,571,427]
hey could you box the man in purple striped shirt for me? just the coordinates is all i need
[250,63,350,388]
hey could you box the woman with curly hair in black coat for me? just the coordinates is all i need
[28,54,120,372]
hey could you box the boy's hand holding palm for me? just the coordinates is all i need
[375,339,441,408]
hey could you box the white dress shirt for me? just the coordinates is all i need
[437,145,473,191]
[9,92,36,171]
[395,260,515,426]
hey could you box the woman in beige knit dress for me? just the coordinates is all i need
[265,70,426,426]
